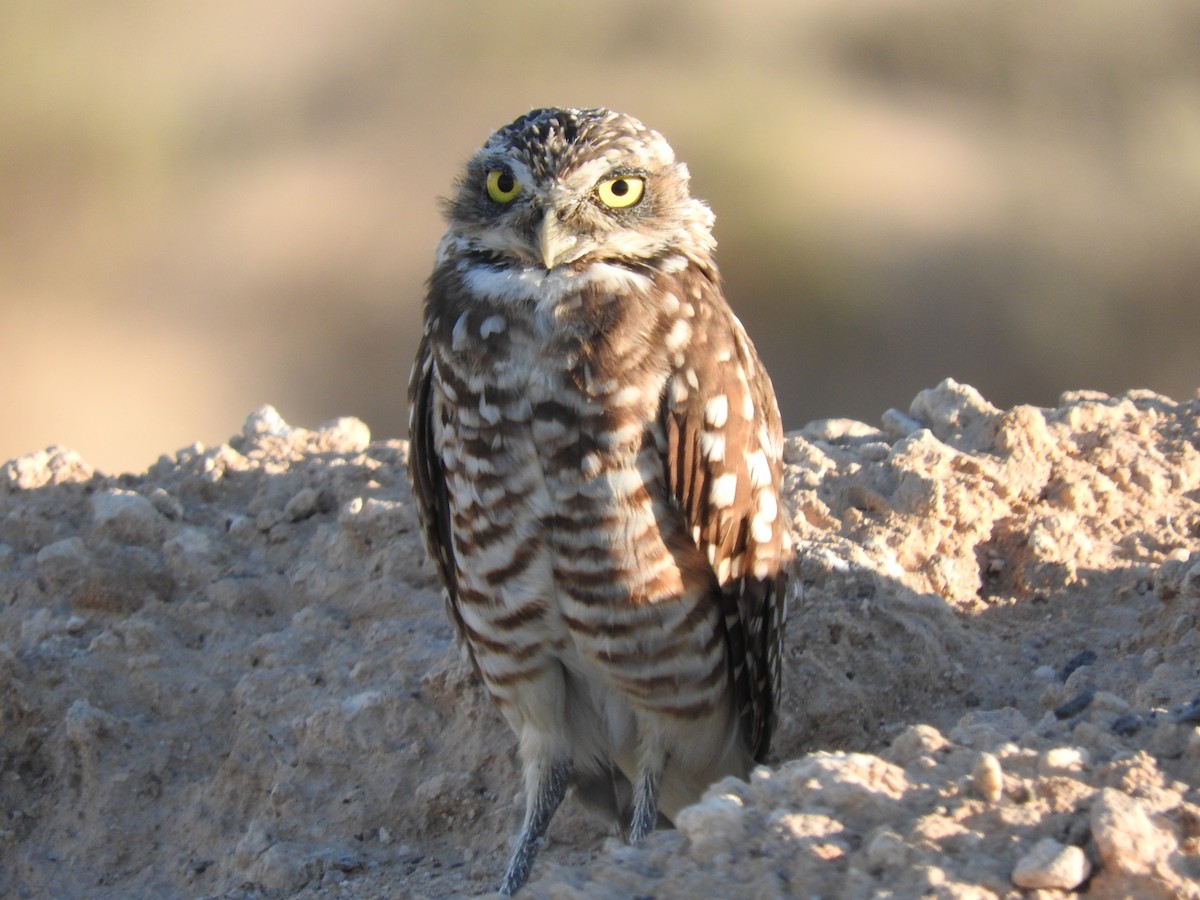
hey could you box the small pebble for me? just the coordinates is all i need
[1060,650,1097,681]
[1111,712,1143,736]
[1038,746,1089,774]
[1054,689,1094,719]
[1032,665,1057,682]
[285,488,321,522]
[1011,837,1091,890]
[972,752,1004,803]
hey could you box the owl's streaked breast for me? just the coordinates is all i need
[428,262,728,724]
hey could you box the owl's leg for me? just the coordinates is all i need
[628,723,667,843]
[628,766,660,842]
[499,756,571,896]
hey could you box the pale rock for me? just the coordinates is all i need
[242,405,292,440]
[36,537,91,594]
[285,487,322,522]
[972,752,1004,802]
[948,708,1030,751]
[888,724,950,766]
[1,446,93,490]
[865,828,909,871]
[1011,837,1091,890]
[676,791,747,860]
[1090,788,1176,875]
[1038,746,1089,774]
[317,416,371,454]
[162,526,216,584]
[91,488,164,545]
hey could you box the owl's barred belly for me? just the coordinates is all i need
[441,353,745,809]
[447,368,727,696]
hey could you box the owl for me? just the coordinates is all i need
[408,108,791,895]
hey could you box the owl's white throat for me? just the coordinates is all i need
[460,260,654,306]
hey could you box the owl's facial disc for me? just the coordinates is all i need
[472,160,657,271]
[448,107,713,274]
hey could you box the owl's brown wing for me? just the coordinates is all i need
[659,274,789,763]
[408,330,476,663]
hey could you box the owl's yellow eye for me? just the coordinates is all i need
[486,169,522,203]
[596,175,645,209]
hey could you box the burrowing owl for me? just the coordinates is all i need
[408,107,791,894]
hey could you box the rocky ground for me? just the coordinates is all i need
[1,380,1198,899]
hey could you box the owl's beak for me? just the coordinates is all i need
[538,212,577,270]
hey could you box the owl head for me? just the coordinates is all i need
[441,107,715,272]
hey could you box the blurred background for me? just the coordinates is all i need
[3,0,1199,473]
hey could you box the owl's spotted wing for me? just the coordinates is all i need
[408,330,474,662]
[660,275,789,762]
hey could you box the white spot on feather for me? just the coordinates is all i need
[464,453,495,476]
[742,391,755,420]
[611,384,643,407]
[660,254,688,275]
[745,449,772,488]
[581,453,602,478]
[704,396,729,428]
[751,513,775,544]
[710,473,738,508]
[479,396,502,424]
[480,315,506,338]
[605,466,646,499]
[452,314,470,351]
[670,377,690,407]
[665,318,691,352]
[715,556,732,583]
[700,431,726,462]
[756,490,778,523]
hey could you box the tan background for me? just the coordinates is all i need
[3,0,1198,473]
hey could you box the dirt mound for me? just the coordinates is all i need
[1,382,1198,898]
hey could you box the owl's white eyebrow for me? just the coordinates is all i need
[477,157,535,189]
[567,154,633,190]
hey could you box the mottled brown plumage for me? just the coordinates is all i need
[408,108,791,894]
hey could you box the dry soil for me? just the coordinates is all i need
[2,381,1199,898]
